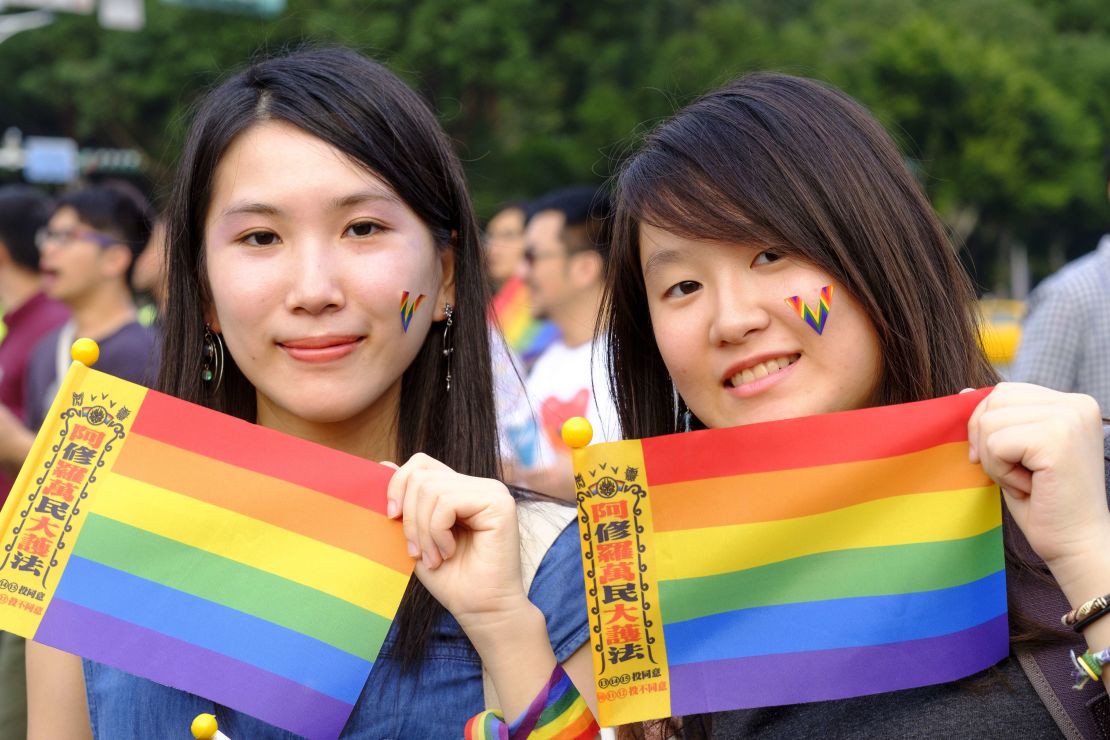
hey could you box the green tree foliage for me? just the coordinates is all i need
[0,0,1106,282]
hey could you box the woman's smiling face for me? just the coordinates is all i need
[639,224,883,430]
[204,121,453,431]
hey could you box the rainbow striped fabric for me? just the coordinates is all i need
[490,275,560,365]
[0,363,411,740]
[569,389,1007,726]
[464,665,599,740]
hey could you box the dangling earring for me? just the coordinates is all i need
[202,325,225,393]
[442,303,454,392]
[676,392,693,433]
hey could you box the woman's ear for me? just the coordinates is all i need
[203,305,221,334]
[434,231,457,319]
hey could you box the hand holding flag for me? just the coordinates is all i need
[967,383,1109,573]
[4,340,413,740]
[384,453,528,630]
[563,391,1011,726]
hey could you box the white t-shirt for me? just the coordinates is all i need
[490,327,528,461]
[505,338,619,471]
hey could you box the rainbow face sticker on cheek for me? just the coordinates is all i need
[399,291,426,333]
[785,284,834,335]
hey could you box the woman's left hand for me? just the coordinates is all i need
[384,453,531,634]
[968,382,1109,591]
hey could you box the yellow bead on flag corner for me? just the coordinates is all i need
[70,338,100,367]
[191,713,218,739]
[561,416,593,450]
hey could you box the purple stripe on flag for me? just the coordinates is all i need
[668,613,1009,716]
[36,599,355,740]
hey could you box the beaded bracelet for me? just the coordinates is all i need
[1070,648,1110,689]
[1062,593,1110,632]
[464,664,599,740]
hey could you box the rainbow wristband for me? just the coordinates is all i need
[464,664,599,740]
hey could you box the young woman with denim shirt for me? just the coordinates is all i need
[26,47,595,739]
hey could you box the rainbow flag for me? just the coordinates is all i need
[0,362,412,740]
[490,275,559,365]
[568,389,1007,726]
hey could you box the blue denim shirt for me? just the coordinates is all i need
[83,521,588,739]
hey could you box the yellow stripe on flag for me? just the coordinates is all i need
[654,485,1001,581]
[94,472,410,618]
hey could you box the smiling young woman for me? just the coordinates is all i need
[25,48,596,740]
[602,73,1110,739]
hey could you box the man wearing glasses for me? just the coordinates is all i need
[0,184,159,471]
[503,185,619,501]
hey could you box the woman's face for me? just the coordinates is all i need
[639,224,882,430]
[204,121,453,432]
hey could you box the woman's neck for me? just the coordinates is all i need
[254,382,401,463]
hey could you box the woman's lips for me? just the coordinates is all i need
[724,354,800,398]
[278,336,363,363]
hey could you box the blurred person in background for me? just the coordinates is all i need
[0,184,160,476]
[504,185,618,500]
[487,200,561,370]
[484,202,528,292]
[0,186,69,489]
[132,215,167,325]
[1012,144,1110,414]
[0,184,69,740]
[482,202,534,468]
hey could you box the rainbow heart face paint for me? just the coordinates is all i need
[785,285,833,335]
[400,291,426,332]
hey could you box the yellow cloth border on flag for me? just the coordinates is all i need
[0,363,145,637]
[572,439,671,726]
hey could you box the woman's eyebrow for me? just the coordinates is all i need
[643,248,685,276]
[217,191,400,220]
[218,201,282,219]
[330,190,401,210]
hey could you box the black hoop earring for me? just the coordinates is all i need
[442,303,454,392]
[202,326,225,393]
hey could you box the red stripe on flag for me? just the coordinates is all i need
[642,389,991,485]
[131,391,393,515]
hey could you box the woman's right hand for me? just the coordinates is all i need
[968,382,1110,599]
[384,453,535,637]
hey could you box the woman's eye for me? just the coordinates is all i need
[753,250,783,265]
[664,280,702,298]
[243,231,279,247]
[345,221,380,238]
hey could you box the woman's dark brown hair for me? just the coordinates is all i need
[603,72,997,439]
[601,73,1063,737]
[160,47,498,669]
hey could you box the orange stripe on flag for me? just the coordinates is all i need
[112,434,412,574]
[130,391,394,515]
[650,442,989,531]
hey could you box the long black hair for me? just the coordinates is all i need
[160,47,499,668]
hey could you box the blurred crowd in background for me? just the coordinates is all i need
[0,1,1108,738]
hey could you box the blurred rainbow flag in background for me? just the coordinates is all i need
[490,275,560,365]
[0,361,411,740]
[567,389,1007,726]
